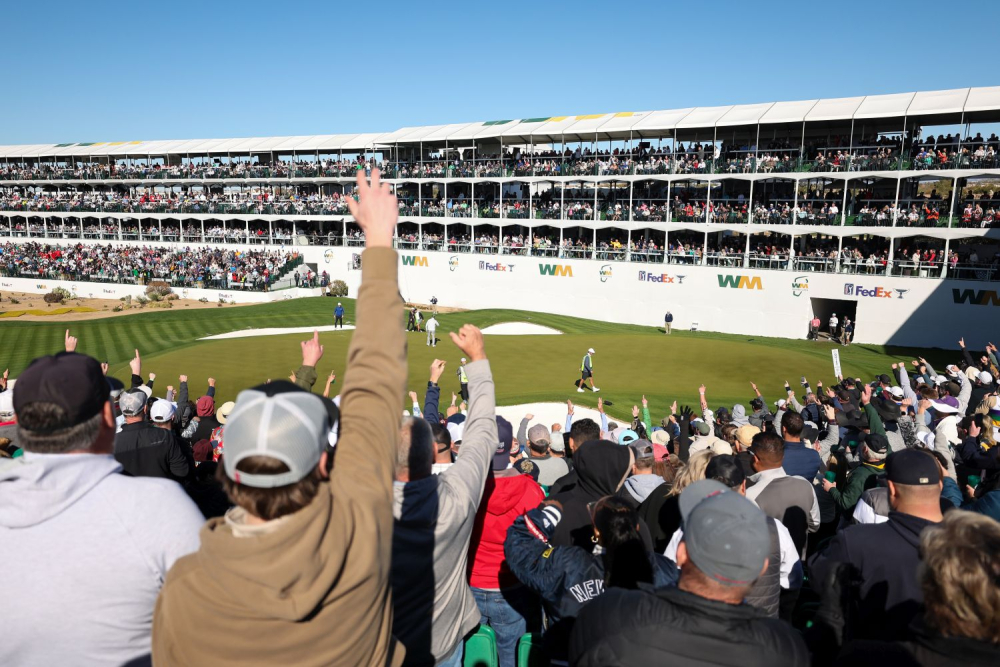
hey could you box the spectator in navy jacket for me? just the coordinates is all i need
[780,412,821,482]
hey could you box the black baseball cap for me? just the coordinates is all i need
[887,449,941,486]
[864,433,890,454]
[878,374,892,385]
[14,353,110,433]
[493,416,514,470]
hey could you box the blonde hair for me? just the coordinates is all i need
[668,450,715,497]
[919,511,1000,644]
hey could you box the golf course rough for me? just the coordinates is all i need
[0,297,949,422]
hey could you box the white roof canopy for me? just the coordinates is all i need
[3,86,999,159]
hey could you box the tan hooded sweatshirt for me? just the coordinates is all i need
[152,247,407,666]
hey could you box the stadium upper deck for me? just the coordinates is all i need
[2,86,1000,282]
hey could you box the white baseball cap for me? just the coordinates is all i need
[150,400,176,423]
[587,348,596,354]
[889,387,904,399]
[979,371,993,384]
[461,357,467,363]
[775,398,787,408]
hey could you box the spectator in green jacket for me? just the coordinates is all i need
[821,433,889,514]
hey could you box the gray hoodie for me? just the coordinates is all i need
[622,473,665,504]
[391,360,498,665]
[0,452,203,667]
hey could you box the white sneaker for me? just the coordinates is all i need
[592,387,601,392]
[577,387,585,393]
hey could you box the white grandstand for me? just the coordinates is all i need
[2,86,1000,347]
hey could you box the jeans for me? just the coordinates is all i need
[471,585,541,667]
[437,641,463,667]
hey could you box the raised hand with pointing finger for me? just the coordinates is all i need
[64,329,78,353]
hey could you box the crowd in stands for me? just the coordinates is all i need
[0,241,300,290]
[0,190,354,216]
[2,170,999,666]
[1,130,997,190]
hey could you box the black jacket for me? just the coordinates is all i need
[114,421,191,481]
[505,505,677,662]
[569,585,809,667]
[548,440,632,552]
[808,510,935,640]
[637,484,681,553]
[837,617,1000,667]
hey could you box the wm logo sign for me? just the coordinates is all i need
[538,264,573,277]
[401,255,428,267]
[717,274,762,290]
[953,288,1000,306]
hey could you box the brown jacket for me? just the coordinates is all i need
[152,247,407,666]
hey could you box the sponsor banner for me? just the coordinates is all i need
[479,261,515,272]
[448,256,459,271]
[600,264,612,282]
[323,249,335,264]
[953,288,1000,306]
[717,274,762,290]
[792,275,809,296]
[538,263,573,278]
[638,270,685,284]
[832,349,842,377]
[401,255,429,267]
[843,283,907,299]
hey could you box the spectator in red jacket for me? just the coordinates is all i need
[468,428,545,667]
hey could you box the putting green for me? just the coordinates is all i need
[0,296,949,422]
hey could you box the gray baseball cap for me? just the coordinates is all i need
[527,423,551,446]
[679,479,769,587]
[222,382,331,488]
[118,388,148,417]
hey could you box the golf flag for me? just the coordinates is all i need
[832,349,842,378]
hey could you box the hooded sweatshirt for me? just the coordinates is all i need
[620,472,665,506]
[468,471,545,590]
[549,440,634,551]
[391,360,499,666]
[0,452,203,667]
[731,404,751,427]
[152,247,407,667]
[188,396,221,445]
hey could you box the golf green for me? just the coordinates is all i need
[0,297,950,422]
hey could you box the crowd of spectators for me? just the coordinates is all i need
[0,241,300,290]
[2,171,999,666]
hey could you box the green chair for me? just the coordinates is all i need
[464,624,499,667]
[516,633,549,667]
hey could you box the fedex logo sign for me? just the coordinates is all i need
[844,284,906,299]
[639,271,686,284]
[479,261,514,272]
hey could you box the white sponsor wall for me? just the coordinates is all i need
[311,246,997,349]
[0,276,322,304]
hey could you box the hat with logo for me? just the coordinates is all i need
[150,400,176,423]
[493,416,514,470]
[513,457,540,481]
[679,480,769,588]
[118,388,148,417]
[527,423,551,447]
[886,449,941,486]
[0,390,14,420]
[13,353,111,433]
[221,381,331,488]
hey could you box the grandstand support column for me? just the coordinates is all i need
[701,231,709,266]
[946,175,959,229]
[245,220,249,244]
[942,238,950,278]
[527,225,533,257]
[665,179,672,223]
[748,174,756,224]
[847,119,855,170]
[792,176,800,228]
[743,224,752,269]
[835,235,844,273]
[891,175,903,230]
[268,220,273,245]
[887,236,895,277]
[559,225,564,259]
[705,176,713,224]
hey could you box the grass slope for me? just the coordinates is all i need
[0,297,952,422]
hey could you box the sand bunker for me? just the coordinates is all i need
[199,324,355,340]
[480,322,563,336]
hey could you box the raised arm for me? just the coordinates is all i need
[441,326,497,504]
[333,168,407,502]
[423,359,445,422]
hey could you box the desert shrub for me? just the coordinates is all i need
[113,305,124,312]
[135,295,149,306]
[329,280,348,297]
[8,297,19,304]
[164,293,179,301]
[145,283,173,298]
[43,291,64,304]
[199,297,209,303]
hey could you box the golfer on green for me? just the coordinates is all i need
[577,347,600,393]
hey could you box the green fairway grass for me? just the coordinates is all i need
[0,297,953,422]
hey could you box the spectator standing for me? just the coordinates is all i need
[114,388,191,482]
[334,301,345,328]
[569,480,809,666]
[618,440,665,508]
[829,313,839,338]
[516,416,569,487]
[425,314,439,347]
[0,352,203,667]
[153,168,408,666]
[779,412,822,482]
[664,311,673,335]
[809,449,946,641]
[391,325,499,667]
[457,357,469,401]
[468,417,545,667]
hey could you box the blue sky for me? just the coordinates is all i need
[4,0,999,145]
